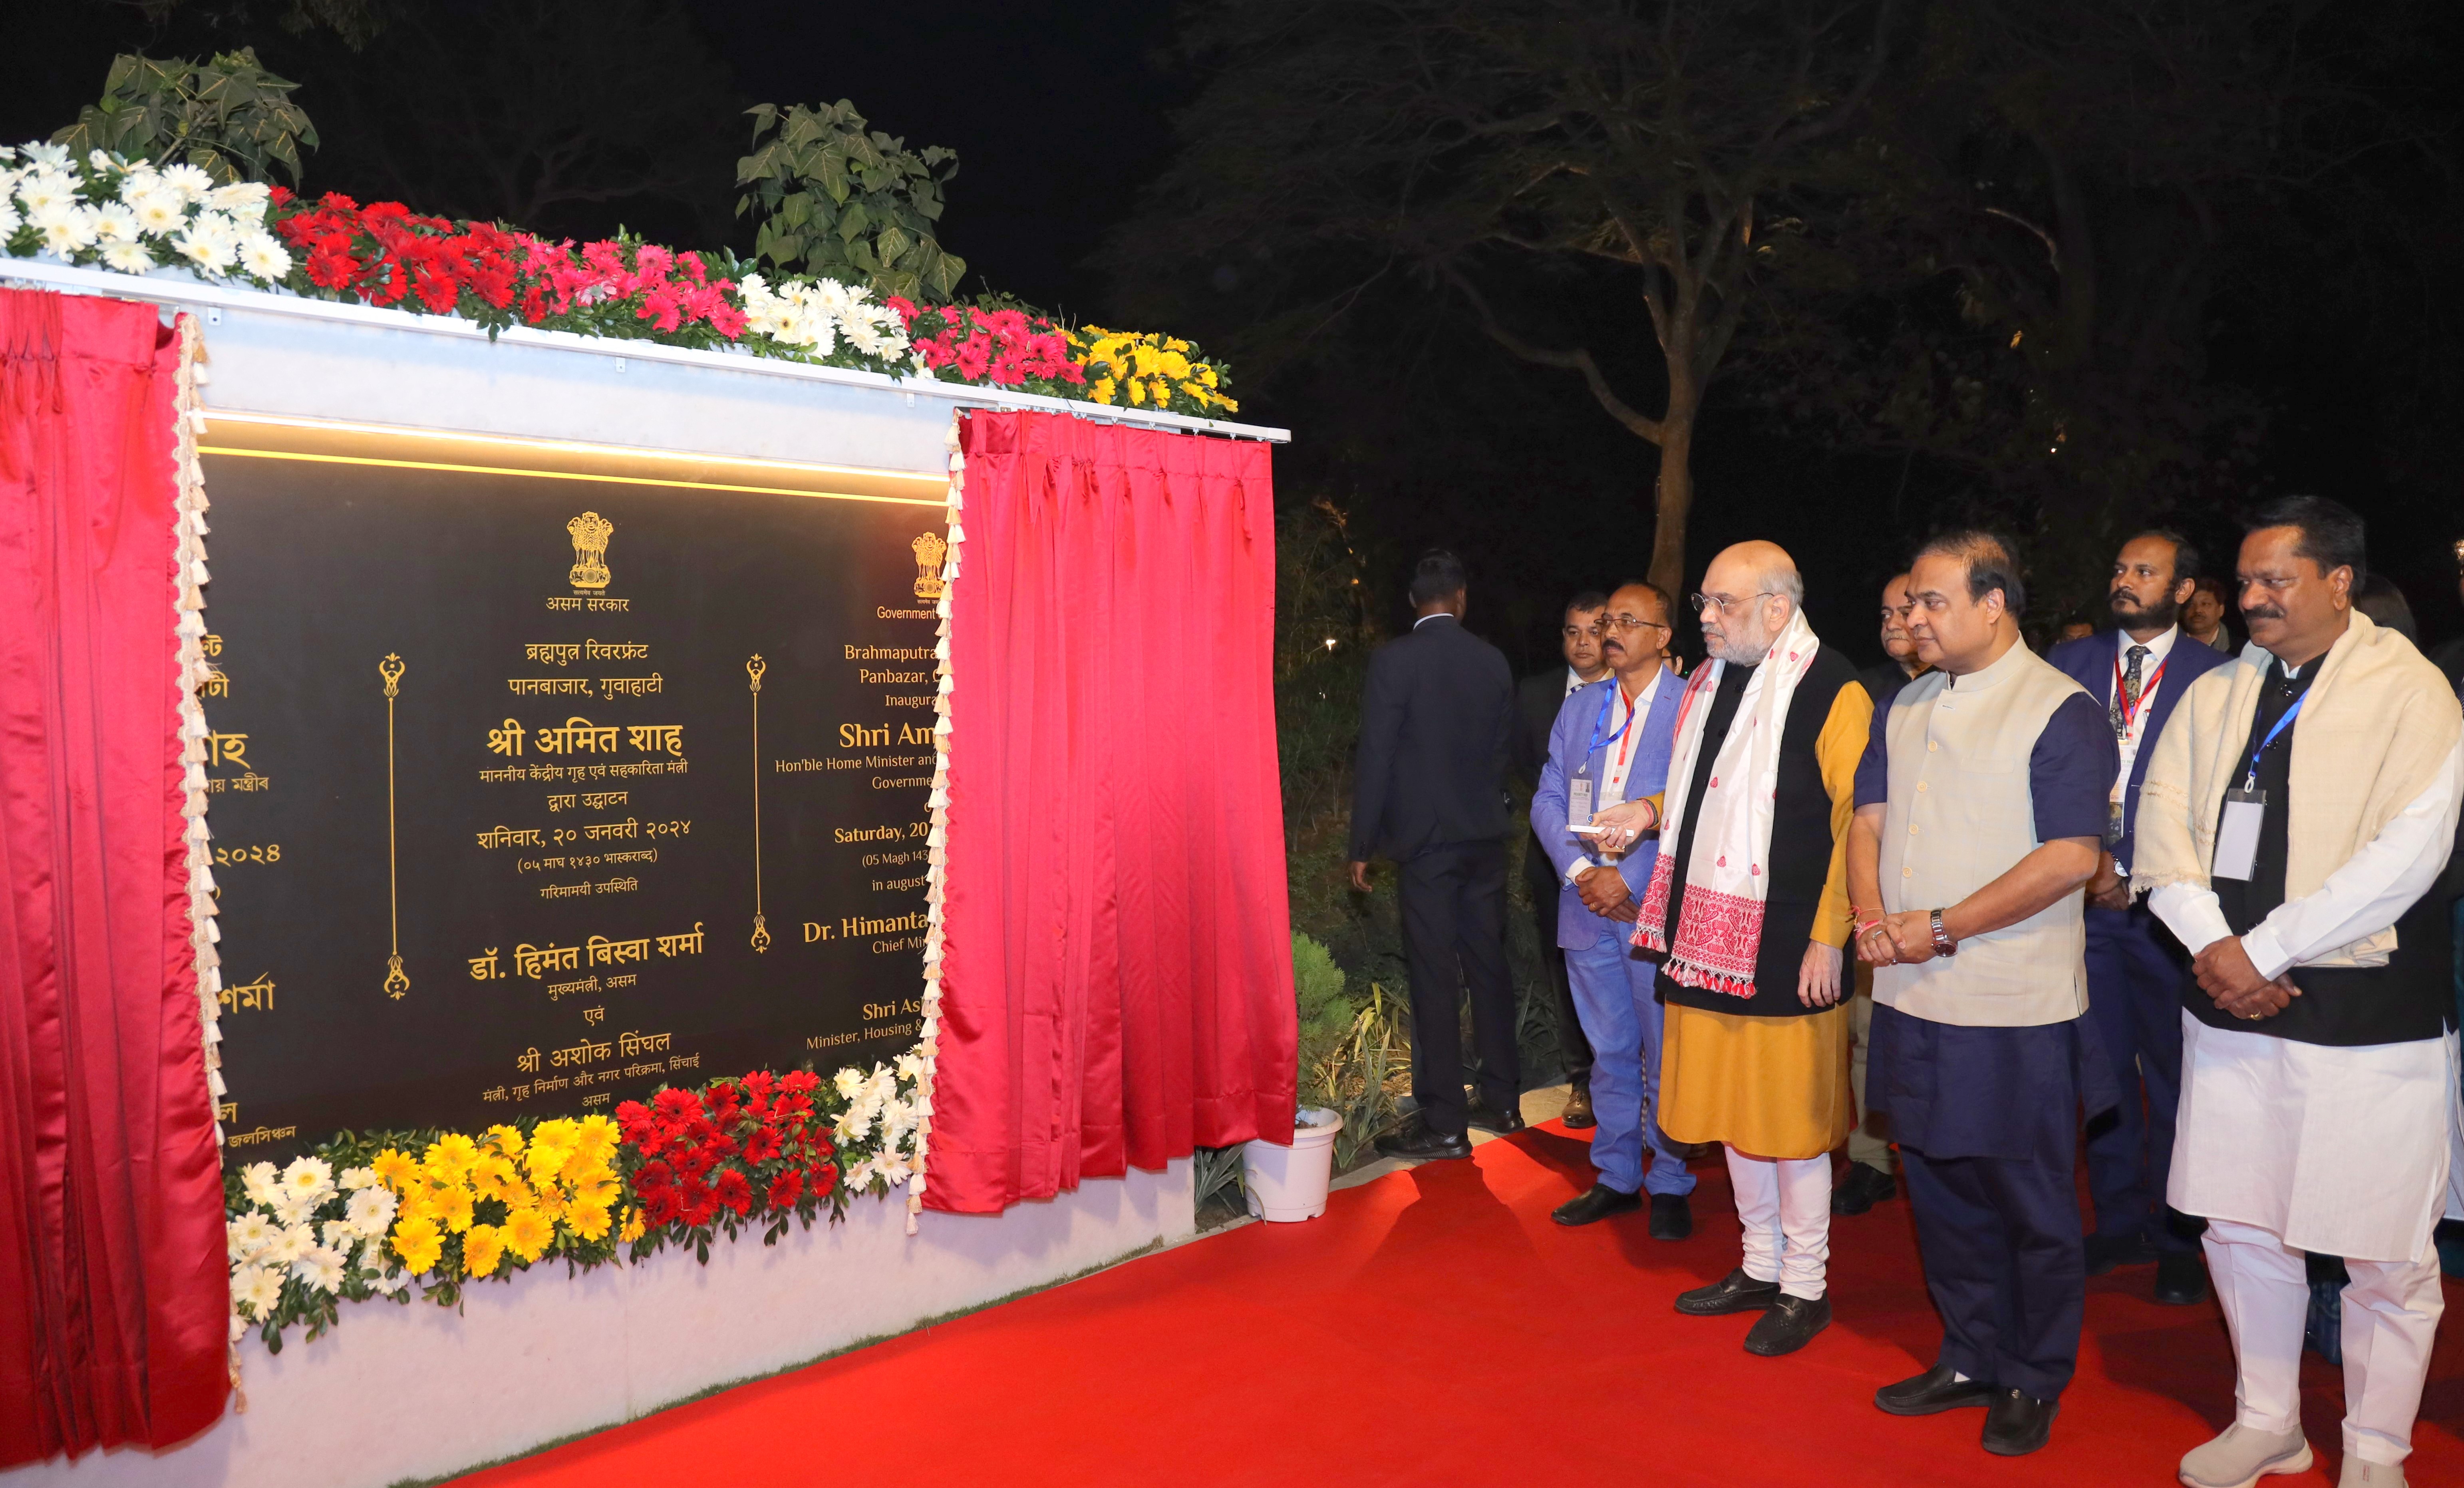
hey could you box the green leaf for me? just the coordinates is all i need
[872,221,911,266]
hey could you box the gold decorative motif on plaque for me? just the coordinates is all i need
[566,511,614,591]
[911,531,948,601]
[378,653,410,1000]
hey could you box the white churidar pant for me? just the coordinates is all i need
[1727,1148,1832,1300]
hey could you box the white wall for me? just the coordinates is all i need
[18,1162,1193,1488]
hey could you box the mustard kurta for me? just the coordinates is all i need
[1659,1000,1852,1158]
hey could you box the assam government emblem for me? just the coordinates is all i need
[566,511,614,591]
[912,530,948,601]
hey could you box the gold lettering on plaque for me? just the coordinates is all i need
[567,511,614,591]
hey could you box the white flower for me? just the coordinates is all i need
[24,143,70,169]
[127,187,185,237]
[894,1052,925,1082]
[207,181,270,223]
[14,169,76,217]
[160,163,213,203]
[291,1245,346,1295]
[38,205,100,258]
[844,1158,877,1193]
[87,149,117,172]
[92,201,138,241]
[229,1263,282,1319]
[239,1160,281,1208]
[343,1184,397,1237]
[0,200,18,239]
[237,232,291,280]
[340,1166,380,1191]
[271,1192,319,1227]
[176,220,239,276]
[227,1212,277,1259]
[833,1068,865,1100]
[264,1222,314,1265]
[101,240,155,274]
[281,1155,337,1206]
[320,1218,356,1251]
[367,1269,405,1297]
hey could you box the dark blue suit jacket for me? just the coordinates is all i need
[1528,670,1684,950]
[2044,629,2233,874]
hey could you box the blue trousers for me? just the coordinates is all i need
[1900,1146,2086,1400]
[2081,903,2194,1252]
[1563,929,1694,1197]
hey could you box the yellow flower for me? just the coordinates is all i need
[433,1184,475,1235]
[470,1154,519,1202]
[1181,383,1211,406]
[1164,337,1189,353]
[1198,365,1219,388]
[618,1207,646,1243]
[569,1175,620,1209]
[462,1223,505,1278]
[423,1132,479,1184]
[1131,345,1163,376]
[568,1202,613,1242]
[523,1139,571,1189]
[1091,377,1117,405]
[1149,379,1171,408]
[1127,379,1147,406]
[502,1206,555,1262]
[572,1115,619,1162]
[1217,396,1239,413]
[389,1214,443,1275]
[1160,351,1192,380]
[370,1148,418,1192]
[485,1124,525,1158]
[531,1184,568,1222]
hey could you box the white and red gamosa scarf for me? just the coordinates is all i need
[1633,607,1822,997]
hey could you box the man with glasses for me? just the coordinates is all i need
[1530,581,1693,1233]
[1588,543,1874,1351]
[1513,592,1611,1128]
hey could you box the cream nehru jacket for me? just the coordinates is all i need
[1874,642,2094,1027]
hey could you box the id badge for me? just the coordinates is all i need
[2214,788,2265,881]
[1568,774,1595,832]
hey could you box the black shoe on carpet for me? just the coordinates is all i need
[1675,1269,1780,1316]
[2153,1249,2209,1307]
[2084,1229,2159,1276]
[1874,1364,1997,1416]
[1743,1293,1830,1357]
[1372,1118,1470,1162]
[1560,1085,1596,1130]
[1980,1388,2059,1456]
[1551,1183,1641,1227]
[1647,1192,1692,1241]
[1465,1098,1526,1135]
[1830,1163,1896,1216]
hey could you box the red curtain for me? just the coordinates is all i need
[0,288,229,1464]
[930,410,1296,1214]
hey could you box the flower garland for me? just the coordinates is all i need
[224,1059,930,1352]
[1,141,1242,417]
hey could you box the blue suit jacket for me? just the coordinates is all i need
[2045,629,2232,873]
[1528,669,1685,951]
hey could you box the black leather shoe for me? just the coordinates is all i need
[1980,1388,2059,1456]
[1466,1098,1526,1135]
[1372,1118,1471,1161]
[1874,1364,1997,1416]
[1675,1268,1781,1316]
[2084,1228,2158,1276]
[1560,1085,1596,1129]
[1648,1192,1693,1240]
[1830,1162,1896,1216]
[1552,1182,1642,1226]
[2154,1249,2209,1306]
[1744,1293,1831,1356]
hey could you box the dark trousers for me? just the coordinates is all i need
[2081,903,2194,1252]
[1399,838,1519,1136]
[1524,838,1592,1090]
[1901,1144,2087,1401]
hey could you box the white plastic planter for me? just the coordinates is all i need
[1242,1107,1343,1222]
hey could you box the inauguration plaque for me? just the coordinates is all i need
[198,420,948,1157]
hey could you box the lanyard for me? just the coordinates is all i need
[2111,651,2168,731]
[2243,690,2306,789]
[1582,683,1638,766]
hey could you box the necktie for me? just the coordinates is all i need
[2112,645,2149,738]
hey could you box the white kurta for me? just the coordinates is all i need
[2149,735,2464,1262]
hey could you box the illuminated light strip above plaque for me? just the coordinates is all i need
[197,447,949,507]
[201,410,947,487]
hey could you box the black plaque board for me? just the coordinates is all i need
[198,434,946,1160]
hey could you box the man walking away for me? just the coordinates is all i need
[1350,551,1522,1160]
[2047,531,2231,1307]
[1514,592,1610,1128]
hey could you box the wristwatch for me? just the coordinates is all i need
[1929,909,1958,958]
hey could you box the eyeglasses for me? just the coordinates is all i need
[1691,591,1780,616]
[1600,614,1668,633]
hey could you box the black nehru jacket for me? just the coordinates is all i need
[1651,648,1863,1018]
[2195,658,2458,1046]
[1348,617,1516,861]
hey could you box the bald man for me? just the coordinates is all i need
[1591,542,1873,1355]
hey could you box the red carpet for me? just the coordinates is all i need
[458,1123,2464,1486]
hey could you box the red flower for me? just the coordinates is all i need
[739,1125,781,1165]
[712,1168,753,1217]
[767,1169,804,1209]
[779,1070,818,1096]
[810,1162,839,1198]
[680,1178,717,1228]
[642,1186,682,1226]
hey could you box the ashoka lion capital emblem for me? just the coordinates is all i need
[566,511,614,591]
[912,530,948,601]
